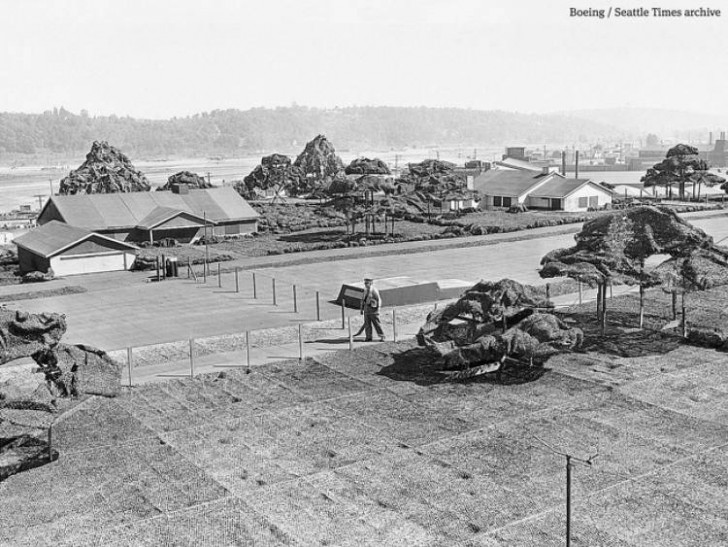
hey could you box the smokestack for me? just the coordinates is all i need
[575,150,579,179]
[561,151,566,176]
[722,131,726,141]
[710,132,713,145]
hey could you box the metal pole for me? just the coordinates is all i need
[316,291,321,321]
[566,455,572,547]
[217,262,221,288]
[127,347,133,388]
[298,323,304,361]
[187,258,191,279]
[682,292,687,338]
[48,424,53,462]
[189,339,194,378]
[253,272,257,299]
[341,300,346,329]
[272,278,277,306]
[235,267,239,293]
[156,257,160,282]
[348,317,353,350]
[392,308,397,342]
[293,285,298,313]
[245,331,251,367]
[203,258,207,283]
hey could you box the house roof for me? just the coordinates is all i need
[529,178,599,198]
[40,187,258,232]
[135,206,214,230]
[14,220,138,258]
[473,169,554,197]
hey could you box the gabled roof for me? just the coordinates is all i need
[528,178,609,198]
[40,187,258,231]
[14,220,138,258]
[473,169,557,197]
[135,206,214,230]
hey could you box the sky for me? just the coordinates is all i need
[1,0,727,119]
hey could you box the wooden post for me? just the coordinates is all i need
[341,300,346,329]
[217,262,221,288]
[253,272,257,299]
[245,331,251,367]
[348,317,353,350]
[578,279,582,305]
[546,283,551,301]
[601,282,608,335]
[203,258,207,283]
[298,323,304,361]
[392,308,397,342]
[235,267,239,293]
[48,424,53,462]
[639,283,644,329]
[316,291,321,321]
[596,283,602,322]
[272,278,277,306]
[189,339,195,378]
[293,285,298,313]
[156,257,160,282]
[672,291,677,320]
[682,292,687,338]
[161,254,166,280]
[127,347,133,388]
[187,258,191,279]
[609,281,613,299]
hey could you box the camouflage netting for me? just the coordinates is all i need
[293,135,345,190]
[157,171,213,191]
[59,141,151,194]
[417,279,582,379]
[237,153,307,199]
[540,205,727,287]
[344,157,391,175]
[0,308,122,480]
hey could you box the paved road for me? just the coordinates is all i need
[8,211,728,352]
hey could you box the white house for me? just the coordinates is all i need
[473,168,613,212]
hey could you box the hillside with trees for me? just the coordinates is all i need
[0,106,625,162]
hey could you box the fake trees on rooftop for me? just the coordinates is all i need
[327,175,396,236]
[540,205,728,334]
[641,144,724,200]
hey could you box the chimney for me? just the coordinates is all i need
[171,183,189,195]
[575,150,579,179]
[561,151,566,175]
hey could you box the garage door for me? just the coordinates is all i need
[51,252,127,276]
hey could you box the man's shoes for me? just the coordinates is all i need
[379,336,386,341]
[364,338,373,342]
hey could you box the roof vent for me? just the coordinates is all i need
[171,183,189,194]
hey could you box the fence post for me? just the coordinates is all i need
[189,339,195,378]
[341,300,346,329]
[293,285,298,313]
[392,308,397,342]
[272,278,277,306]
[48,424,53,462]
[298,323,304,361]
[252,272,257,299]
[316,291,321,321]
[203,259,207,283]
[218,263,221,288]
[235,267,239,293]
[546,283,551,301]
[348,317,353,350]
[127,347,133,388]
[187,258,191,279]
[682,292,687,338]
[245,330,251,367]
[156,257,160,282]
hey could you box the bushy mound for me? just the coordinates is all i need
[293,135,344,186]
[59,141,151,194]
[345,157,391,175]
[157,171,212,191]
[238,153,307,199]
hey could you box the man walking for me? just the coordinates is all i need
[360,277,385,342]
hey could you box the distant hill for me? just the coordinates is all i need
[0,106,627,162]
[559,107,728,139]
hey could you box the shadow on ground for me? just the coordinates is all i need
[278,230,347,244]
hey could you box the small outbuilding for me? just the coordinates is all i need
[14,221,138,276]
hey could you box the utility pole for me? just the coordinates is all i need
[33,194,45,211]
[206,172,212,186]
[534,436,598,547]
[49,177,54,196]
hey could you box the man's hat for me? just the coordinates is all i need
[363,276,374,281]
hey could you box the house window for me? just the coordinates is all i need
[503,197,512,208]
[589,196,599,208]
[493,196,502,207]
[578,197,588,208]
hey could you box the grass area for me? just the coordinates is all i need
[3,287,728,545]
